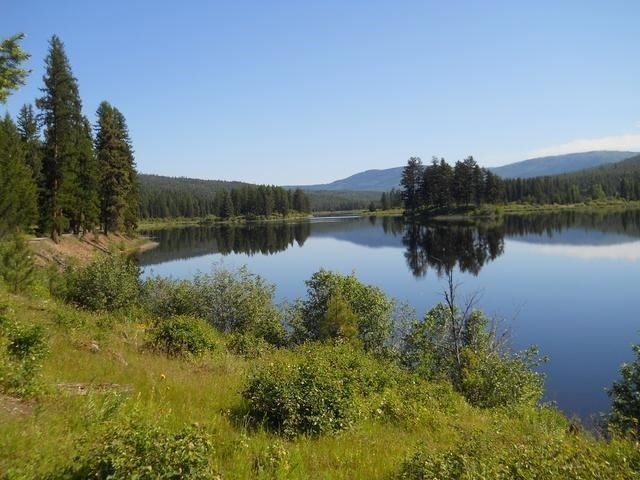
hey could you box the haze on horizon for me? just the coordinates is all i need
[4,0,640,185]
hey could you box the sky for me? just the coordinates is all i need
[3,0,640,185]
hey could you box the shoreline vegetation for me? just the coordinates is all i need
[1,255,640,478]
[137,199,640,230]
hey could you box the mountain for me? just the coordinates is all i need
[287,167,404,192]
[289,151,638,192]
[490,151,637,179]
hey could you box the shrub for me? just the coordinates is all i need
[226,332,273,358]
[62,255,140,311]
[145,315,216,357]
[0,231,36,293]
[141,265,286,346]
[397,436,640,479]
[242,344,397,437]
[402,303,544,407]
[60,417,214,479]
[293,269,394,355]
[608,344,640,437]
[140,276,202,318]
[0,314,48,396]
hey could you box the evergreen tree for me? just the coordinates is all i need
[380,192,390,210]
[400,157,424,212]
[220,189,235,218]
[0,230,35,293]
[0,115,38,237]
[73,116,99,233]
[16,104,43,188]
[95,101,137,233]
[36,35,93,241]
[0,33,30,103]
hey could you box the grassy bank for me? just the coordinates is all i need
[138,212,312,230]
[0,259,638,478]
[401,199,640,221]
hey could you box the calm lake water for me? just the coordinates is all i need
[139,211,640,419]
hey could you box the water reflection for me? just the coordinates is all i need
[403,221,504,277]
[139,210,640,276]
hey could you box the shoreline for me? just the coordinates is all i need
[28,232,158,267]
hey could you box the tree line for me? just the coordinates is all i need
[400,154,640,212]
[139,179,311,219]
[0,34,138,241]
[400,156,504,211]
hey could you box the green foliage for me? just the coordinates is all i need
[95,101,138,233]
[0,314,48,396]
[608,344,640,437]
[294,269,393,356]
[397,435,640,480]
[145,315,216,357]
[62,255,140,311]
[0,33,30,103]
[226,332,273,358]
[37,35,98,239]
[0,231,36,293]
[318,289,359,343]
[142,265,286,345]
[0,114,38,236]
[60,417,215,479]
[402,303,544,407]
[243,344,396,437]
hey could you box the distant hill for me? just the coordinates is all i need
[286,167,404,192]
[139,174,379,212]
[490,151,637,179]
[288,151,638,192]
[139,174,250,194]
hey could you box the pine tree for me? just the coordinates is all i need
[0,33,30,103]
[1,230,35,293]
[95,101,137,233]
[0,115,38,237]
[400,157,424,212]
[36,35,94,241]
[72,116,99,233]
[16,104,43,188]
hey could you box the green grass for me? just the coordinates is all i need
[138,212,311,230]
[0,284,638,479]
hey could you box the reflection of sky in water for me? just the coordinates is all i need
[139,215,640,420]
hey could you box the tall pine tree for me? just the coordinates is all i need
[36,35,97,241]
[94,101,138,233]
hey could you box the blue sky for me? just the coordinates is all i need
[4,0,640,184]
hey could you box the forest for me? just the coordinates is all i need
[0,35,137,241]
[400,155,640,212]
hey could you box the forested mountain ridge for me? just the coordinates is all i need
[491,151,637,179]
[289,151,639,192]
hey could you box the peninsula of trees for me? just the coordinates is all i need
[399,155,640,213]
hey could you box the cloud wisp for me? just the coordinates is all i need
[529,132,640,158]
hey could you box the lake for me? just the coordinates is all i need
[139,211,640,420]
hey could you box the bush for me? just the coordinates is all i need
[402,303,544,407]
[293,269,394,356]
[145,315,216,357]
[397,436,640,479]
[140,276,202,318]
[0,231,35,293]
[0,314,48,396]
[62,255,140,311]
[226,332,273,358]
[608,344,640,437]
[242,344,397,437]
[142,265,286,346]
[60,417,214,479]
